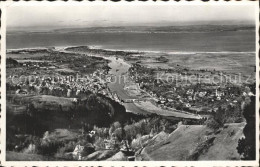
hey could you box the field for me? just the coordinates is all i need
[140,52,255,80]
[134,101,201,119]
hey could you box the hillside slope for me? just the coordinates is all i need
[198,123,245,160]
[137,123,245,161]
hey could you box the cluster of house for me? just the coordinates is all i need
[140,82,254,113]
[128,63,257,115]
[7,69,119,100]
[20,61,56,70]
[104,136,131,153]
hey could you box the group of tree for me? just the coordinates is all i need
[237,93,256,160]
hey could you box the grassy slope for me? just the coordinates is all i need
[140,125,211,160]
[198,122,245,160]
[139,123,245,160]
[8,94,75,113]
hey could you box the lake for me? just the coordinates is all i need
[7,31,255,52]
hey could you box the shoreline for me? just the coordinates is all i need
[6,46,255,55]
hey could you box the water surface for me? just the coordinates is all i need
[7,31,255,52]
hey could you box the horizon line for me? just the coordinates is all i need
[7,23,255,30]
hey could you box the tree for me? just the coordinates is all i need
[214,107,226,126]
[205,106,226,129]
[205,117,222,130]
[113,122,121,129]
[237,95,256,160]
[109,124,116,137]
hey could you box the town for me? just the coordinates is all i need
[6,47,256,161]
[128,63,254,117]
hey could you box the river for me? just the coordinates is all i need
[56,47,149,115]
[103,55,201,118]
[104,57,151,115]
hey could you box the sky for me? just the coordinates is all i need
[6,3,256,29]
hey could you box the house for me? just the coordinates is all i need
[248,92,254,96]
[186,89,194,95]
[185,103,191,108]
[49,66,56,69]
[168,99,174,102]
[104,139,117,150]
[153,98,159,103]
[159,96,166,101]
[160,100,166,104]
[73,144,85,160]
[229,103,235,107]
[89,130,96,137]
[15,89,21,94]
[215,89,224,97]
[122,99,133,103]
[16,89,28,95]
[198,91,207,97]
